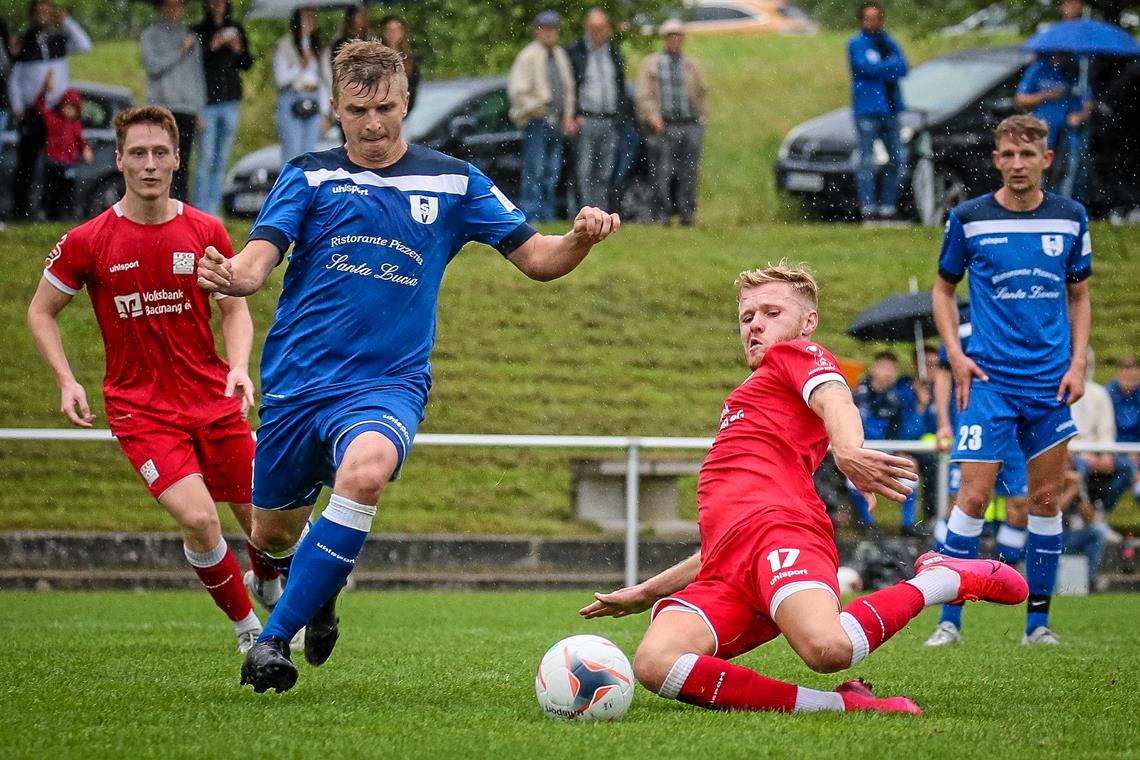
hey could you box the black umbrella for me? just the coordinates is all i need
[846,291,967,381]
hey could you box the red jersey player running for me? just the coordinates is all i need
[27,105,282,654]
[580,262,1028,714]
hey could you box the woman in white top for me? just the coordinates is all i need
[273,7,327,161]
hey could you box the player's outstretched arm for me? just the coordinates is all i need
[506,207,620,282]
[810,381,917,506]
[216,295,256,416]
[197,240,280,297]
[27,279,95,428]
[1058,279,1091,405]
[579,551,701,619]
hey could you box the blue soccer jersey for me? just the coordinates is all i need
[937,192,1091,397]
[249,145,535,403]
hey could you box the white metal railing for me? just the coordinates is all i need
[3,428,1139,586]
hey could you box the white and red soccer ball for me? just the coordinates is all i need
[535,634,634,721]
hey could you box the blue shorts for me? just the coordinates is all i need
[951,383,1077,470]
[252,383,426,510]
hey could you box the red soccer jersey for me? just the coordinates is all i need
[42,201,241,435]
[696,339,848,549]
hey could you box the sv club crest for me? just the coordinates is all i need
[409,194,438,225]
[1040,234,1064,257]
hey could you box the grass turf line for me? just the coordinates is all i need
[0,591,1135,758]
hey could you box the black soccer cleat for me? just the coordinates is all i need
[240,637,298,694]
[304,593,341,666]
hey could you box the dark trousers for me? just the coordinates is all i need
[42,160,76,220]
[12,110,46,221]
[171,111,198,202]
[647,122,703,224]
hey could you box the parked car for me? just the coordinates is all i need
[683,0,817,35]
[223,76,654,221]
[0,81,135,221]
[774,45,1140,223]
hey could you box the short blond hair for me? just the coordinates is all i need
[332,39,407,100]
[735,260,818,308]
[994,114,1049,150]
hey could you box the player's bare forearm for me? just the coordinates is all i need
[506,208,620,281]
[810,381,864,455]
[932,278,963,360]
[27,280,77,387]
[579,551,700,619]
[217,296,254,372]
[1060,280,1092,403]
[197,240,279,296]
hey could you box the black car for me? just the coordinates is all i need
[775,46,1140,223]
[224,76,653,221]
[1,81,135,221]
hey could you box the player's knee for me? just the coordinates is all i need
[632,641,678,694]
[177,508,221,544]
[250,522,300,555]
[795,632,852,674]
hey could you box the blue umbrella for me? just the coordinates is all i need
[1024,19,1140,56]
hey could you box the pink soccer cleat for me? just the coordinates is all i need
[914,551,1029,606]
[834,678,924,715]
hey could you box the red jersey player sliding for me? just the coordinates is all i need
[27,105,282,654]
[580,262,1028,715]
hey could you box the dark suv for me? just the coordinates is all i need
[0,81,135,221]
[775,46,1140,223]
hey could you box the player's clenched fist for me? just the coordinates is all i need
[197,246,233,293]
[571,206,621,244]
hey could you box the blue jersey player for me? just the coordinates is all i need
[930,114,1091,646]
[197,41,620,693]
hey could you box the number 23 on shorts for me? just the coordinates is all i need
[957,424,983,452]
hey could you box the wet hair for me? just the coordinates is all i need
[113,105,179,153]
[735,260,818,308]
[994,114,1049,149]
[332,39,407,101]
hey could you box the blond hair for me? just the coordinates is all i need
[332,39,407,101]
[994,114,1049,150]
[735,260,818,307]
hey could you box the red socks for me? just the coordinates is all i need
[840,582,925,663]
[186,542,254,623]
[245,540,281,581]
[676,655,798,712]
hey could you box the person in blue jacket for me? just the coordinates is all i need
[847,2,908,221]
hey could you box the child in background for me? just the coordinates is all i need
[36,70,93,220]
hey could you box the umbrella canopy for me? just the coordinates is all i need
[846,291,966,343]
[245,0,357,21]
[1024,19,1140,56]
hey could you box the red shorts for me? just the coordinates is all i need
[653,509,840,660]
[116,412,254,503]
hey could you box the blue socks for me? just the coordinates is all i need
[995,524,1028,565]
[260,495,376,644]
[1025,513,1062,635]
[937,507,984,629]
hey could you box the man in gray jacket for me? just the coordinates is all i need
[140,0,206,201]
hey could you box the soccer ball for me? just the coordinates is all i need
[535,634,634,721]
[837,565,863,594]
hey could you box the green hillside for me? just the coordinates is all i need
[4,31,1138,535]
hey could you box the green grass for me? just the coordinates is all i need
[5,32,1136,534]
[0,591,1136,758]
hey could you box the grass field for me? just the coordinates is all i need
[1,591,1137,758]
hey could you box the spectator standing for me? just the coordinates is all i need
[635,18,708,226]
[508,11,575,223]
[1070,350,1127,540]
[35,70,91,219]
[1107,355,1140,502]
[273,7,326,162]
[1,15,12,137]
[567,8,626,211]
[140,0,206,202]
[379,15,419,112]
[1015,53,1091,200]
[847,2,907,222]
[192,0,252,216]
[8,1,92,222]
[324,5,369,95]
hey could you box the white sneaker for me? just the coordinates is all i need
[244,570,283,612]
[1022,626,1060,645]
[924,621,962,647]
[236,628,261,655]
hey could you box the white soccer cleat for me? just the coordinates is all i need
[236,629,261,655]
[924,621,962,647]
[1022,626,1060,645]
[290,627,306,651]
[244,570,283,612]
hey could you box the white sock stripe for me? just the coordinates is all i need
[839,611,870,667]
[1027,513,1063,536]
[183,537,229,568]
[659,653,699,700]
[794,686,846,713]
[324,494,377,533]
[947,506,985,538]
[906,566,961,606]
[997,524,1029,548]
